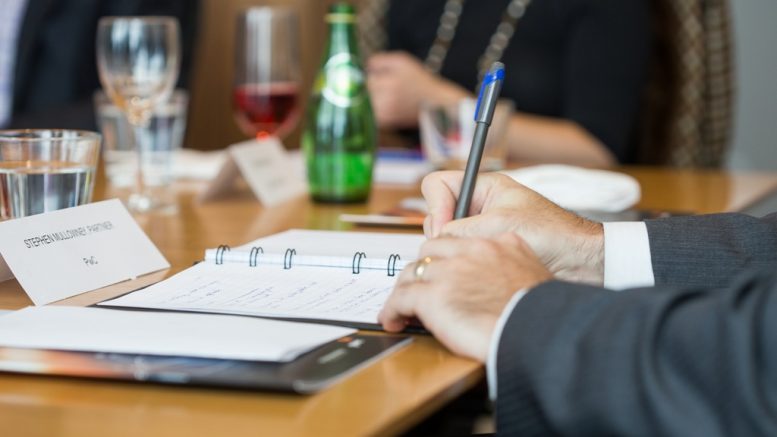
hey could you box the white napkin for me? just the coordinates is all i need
[173,149,227,180]
[501,165,641,212]
[374,159,435,185]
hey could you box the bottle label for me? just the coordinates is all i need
[322,53,365,108]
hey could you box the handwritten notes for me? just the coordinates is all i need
[100,229,426,328]
[0,199,169,305]
[103,262,397,325]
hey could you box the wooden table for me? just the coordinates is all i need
[0,166,776,437]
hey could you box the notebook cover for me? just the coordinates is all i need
[0,334,412,394]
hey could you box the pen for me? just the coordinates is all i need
[454,62,505,219]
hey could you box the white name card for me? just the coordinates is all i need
[0,199,170,305]
[200,138,307,206]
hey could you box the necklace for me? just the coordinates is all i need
[424,0,533,83]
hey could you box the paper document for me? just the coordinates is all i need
[102,230,426,327]
[0,307,355,362]
[104,263,397,324]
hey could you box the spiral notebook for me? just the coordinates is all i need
[101,230,425,329]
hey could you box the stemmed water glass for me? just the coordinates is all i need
[233,7,301,140]
[96,16,180,212]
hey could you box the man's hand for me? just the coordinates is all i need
[379,233,551,362]
[422,171,605,284]
[367,52,467,128]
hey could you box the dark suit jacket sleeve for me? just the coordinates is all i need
[495,271,777,436]
[645,212,777,287]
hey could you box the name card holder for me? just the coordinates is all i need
[0,199,170,306]
[199,138,307,207]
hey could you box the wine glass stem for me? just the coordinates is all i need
[132,122,149,203]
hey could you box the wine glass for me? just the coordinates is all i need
[96,16,180,213]
[233,7,301,140]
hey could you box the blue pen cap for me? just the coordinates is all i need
[474,62,505,124]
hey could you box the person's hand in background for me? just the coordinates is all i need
[379,233,551,362]
[422,171,604,284]
[366,53,613,166]
[367,51,468,128]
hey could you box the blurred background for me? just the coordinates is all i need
[189,0,777,171]
[727,0,777,171]
[3,0,776,170]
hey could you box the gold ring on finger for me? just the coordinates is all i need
[414,256,433,281]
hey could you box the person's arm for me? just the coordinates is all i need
[382,171,777,433]
[502,112,614,167]
[370,0,649,165]
[496,269,777,436]
[646,213,777,287]
[366,52,465,128]
[366,53,615,167]
[483,220,652,400]
[423,171,777,289]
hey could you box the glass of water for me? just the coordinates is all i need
[0,130,101,220]
[94,90,188,191]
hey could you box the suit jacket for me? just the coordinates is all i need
[9,0,199,130]
[646,212,777,287]
[496,213,777,436]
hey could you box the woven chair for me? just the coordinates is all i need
[638,0,735,167]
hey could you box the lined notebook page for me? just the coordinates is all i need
[102,263,400,325]
[204,230,425,271]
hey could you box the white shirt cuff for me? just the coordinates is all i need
[602,222,655,290]
[487,288,528,401]
[486,222,654,400]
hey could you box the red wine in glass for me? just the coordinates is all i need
[233,82,300,139]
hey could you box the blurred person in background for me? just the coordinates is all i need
[363,0,651,166]
[0,0,199,131]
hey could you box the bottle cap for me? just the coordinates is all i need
[326,3,356,23]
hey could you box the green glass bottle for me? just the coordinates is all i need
[302,3,376,203]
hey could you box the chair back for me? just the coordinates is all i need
[638,0,734,167]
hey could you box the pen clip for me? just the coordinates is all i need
[474,62,505,124]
